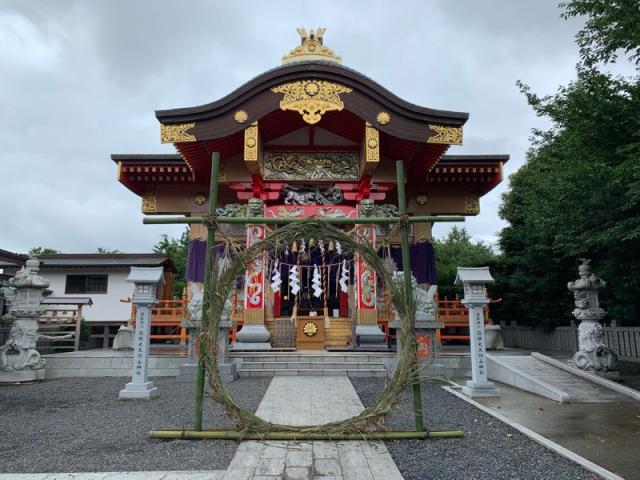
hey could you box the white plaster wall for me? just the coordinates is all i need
[42,268,134,322]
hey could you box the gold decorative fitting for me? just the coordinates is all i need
[141,190,157,213]
[263,151,359,180]
[303,321,318,336]
[272,80,352,125]
[244,122,259,162]
[234,110,248,123]
[416,193,428,205]
[365,123,380,163]
[160,123,196,143]
[193,193,207,206]
[282,27,342,64]
[376,112,390,125]
[465,191,480,214]
[426,124,463,145]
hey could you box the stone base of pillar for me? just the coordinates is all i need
[176,363,198,383]
[219,362,238,383]
[112,326,134,350]
[0,368,46,384]
[118,381,159,400]
[355,325,385,347]
[462,380,500,398]
[175,362,239,383]
[233,324,271,350]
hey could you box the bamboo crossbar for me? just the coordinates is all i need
[143,215,465,225]
[149,429,464,441]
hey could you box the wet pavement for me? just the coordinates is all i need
[472,381,640,480]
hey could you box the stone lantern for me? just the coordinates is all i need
[0,257,49,383]
[455,267,499,397]
[118,267,163,400]
[568,259,617,373]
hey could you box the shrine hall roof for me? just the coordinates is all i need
[155,60,469,128]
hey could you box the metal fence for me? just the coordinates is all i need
[500,323,640,362]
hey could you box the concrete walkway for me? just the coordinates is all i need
[222,376,404,480]
[474,381,640,480]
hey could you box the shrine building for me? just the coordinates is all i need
[112,28,508,351]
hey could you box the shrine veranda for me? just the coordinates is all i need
[113,29,508,436]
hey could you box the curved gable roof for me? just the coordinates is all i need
[155,61,468,144]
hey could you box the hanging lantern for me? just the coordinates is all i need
[292,240,298,253]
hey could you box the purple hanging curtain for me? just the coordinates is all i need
[384,242,437,285]
[186,240,207,283]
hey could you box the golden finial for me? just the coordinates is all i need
[283,27,342,64]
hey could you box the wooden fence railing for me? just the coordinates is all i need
[131,298,188,343]
[501,324,640,362]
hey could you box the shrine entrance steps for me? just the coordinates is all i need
[488,352,640,403]
[230,351,392,378]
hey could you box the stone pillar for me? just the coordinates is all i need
[233,198,271,350]
[390,273,442,368]
[569,259,617,374]
[119,267,163,400]
[354,200,384,347]
[455,267,499,398]
[0,257,49,384]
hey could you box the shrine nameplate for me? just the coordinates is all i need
[296,316,325,350]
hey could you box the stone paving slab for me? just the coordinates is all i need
[222,377,403,480]
[0,472,225,480]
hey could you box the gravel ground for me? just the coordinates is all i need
[0,376,270,473]
[351,379,600,480]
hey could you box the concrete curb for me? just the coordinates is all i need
[532,352,640,401]
[487,354,570,403]
[443,386,626,480]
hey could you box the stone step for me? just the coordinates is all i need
[240,361,385,370]
[238,368,388,378]
[232,353,394,363]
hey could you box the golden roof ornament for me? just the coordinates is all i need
[282,27,342,64]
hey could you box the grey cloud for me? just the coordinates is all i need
[0,0,592,253]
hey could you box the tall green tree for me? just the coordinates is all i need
[433,227,498,299]
[153,229,189,298]
[96,247,122,254]
[561,0,640,66]
[496,1,640,328]
[28,247,59,255]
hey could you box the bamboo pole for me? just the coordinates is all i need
[149,429,464,441]
[194,152,220,431]
[144,215,465,225]
[395,160,425,433]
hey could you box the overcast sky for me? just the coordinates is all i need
[0,0,623,254]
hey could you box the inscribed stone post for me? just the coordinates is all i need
[118,267,163,400]
[455,267,499,397]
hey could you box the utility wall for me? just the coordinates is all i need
[42,268,133,323]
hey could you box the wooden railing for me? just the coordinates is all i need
[131,297,188,344]
[436,297,492,344]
